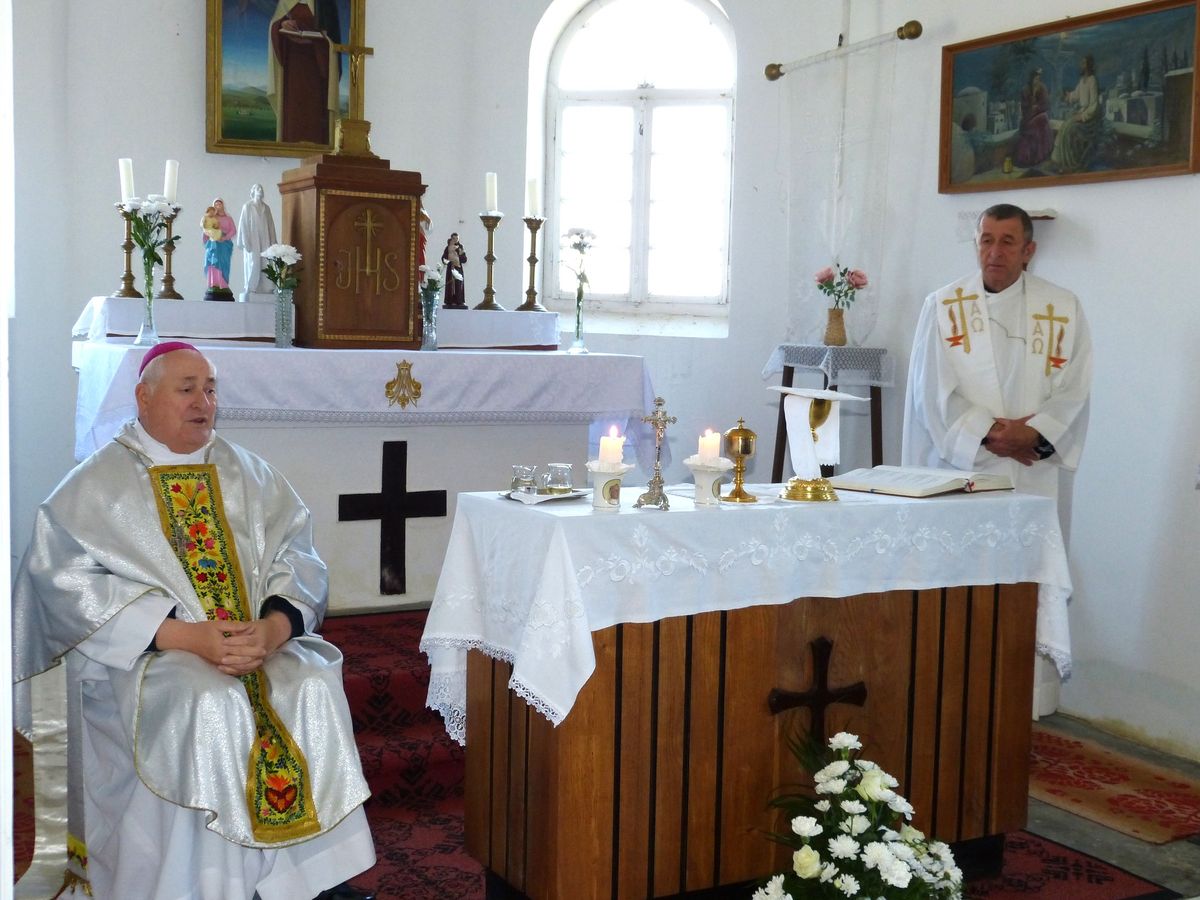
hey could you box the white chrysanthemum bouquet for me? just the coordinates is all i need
[753,731,963,900]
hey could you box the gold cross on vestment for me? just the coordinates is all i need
[1032,303,1070,376]
[942,287,977,353]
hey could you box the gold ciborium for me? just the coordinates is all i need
[779,397,838,502]
[721,418,757,503]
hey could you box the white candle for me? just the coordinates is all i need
[698,428,720,462]
[118,158,134,202]
[485,172,498,212]
[598,426,625,464]
[163,159,179,204]
[525,178,540,217]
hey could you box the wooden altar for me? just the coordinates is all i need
[279,153,425,348]
[466,585,1036,898]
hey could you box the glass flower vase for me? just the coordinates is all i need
[274,287,294,348]
[133,265,159,346]
[567,289,588,354]
[421,292,438,351]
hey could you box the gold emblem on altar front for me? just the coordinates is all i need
[1032,303,1069,376]
[385,360,422,408]
[942,287,984,352]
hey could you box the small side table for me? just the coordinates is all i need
[763,344,894,482]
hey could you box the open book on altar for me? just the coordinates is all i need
[828,465,1014,497]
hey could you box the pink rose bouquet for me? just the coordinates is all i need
[815,264,869,309]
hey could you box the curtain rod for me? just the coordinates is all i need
[765,20,922,81]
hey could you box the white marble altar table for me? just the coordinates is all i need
[421,485,1072,744]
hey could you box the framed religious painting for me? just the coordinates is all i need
[205,0,359,158]
[938,0,1200,193]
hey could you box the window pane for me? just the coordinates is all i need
[647,105,729,297]
[557,0,734,91]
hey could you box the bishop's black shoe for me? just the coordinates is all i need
[313,883,376,900]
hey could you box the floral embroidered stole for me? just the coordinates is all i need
[149,465,320,843]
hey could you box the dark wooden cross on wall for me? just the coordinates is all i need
[337,440,447,595]
[768,636,867,746]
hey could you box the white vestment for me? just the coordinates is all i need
[13,422,375,900]
[902,271,1093,685]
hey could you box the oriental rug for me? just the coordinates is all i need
[1031,722,1200,844]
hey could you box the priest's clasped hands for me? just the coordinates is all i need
[983,414,1041,466]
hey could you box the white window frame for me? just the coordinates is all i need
[543,0,735,321]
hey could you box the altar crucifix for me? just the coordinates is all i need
[331,0,376,156]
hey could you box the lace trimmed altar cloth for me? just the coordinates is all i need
[421,485,1072,745]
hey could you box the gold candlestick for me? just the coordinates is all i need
[474,213,505,311]
[721,418,758,503]
[113,204,140,298]
[155,208,183,300]
[516,216,547,312]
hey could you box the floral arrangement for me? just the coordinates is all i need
[814,265,869,309]
[419,262,445,305]
[261,243,303,291]
[753,731,963,900]
[562,227,595,349]
[122,195,180,300]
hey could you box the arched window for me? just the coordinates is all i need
[544,0,735,321]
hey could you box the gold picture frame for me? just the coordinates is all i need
[939,0,1200,193]
[206,0,359,158]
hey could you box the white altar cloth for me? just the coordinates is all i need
[421,486,1072,745]
[73,296,560,350]
[72,340,653,461]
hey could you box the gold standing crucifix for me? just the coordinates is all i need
[332,0,376,157]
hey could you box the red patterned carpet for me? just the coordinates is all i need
[1031,722,1200,843]
[11,612,1181,899]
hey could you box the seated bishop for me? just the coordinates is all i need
[12,341,376,900]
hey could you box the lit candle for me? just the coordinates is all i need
[118,158,134,202]
[162,159,179,204]
[598,425,625,465]
[525,178,540,217]
[698,428,720,462]
[485,172,498,212]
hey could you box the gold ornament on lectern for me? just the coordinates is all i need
[721,418,757,503]
[779,398,839,502]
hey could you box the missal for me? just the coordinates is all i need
[828,465,1014,498]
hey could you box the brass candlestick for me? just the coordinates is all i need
[635,396,677,510]
[780,398,838,501]
[113,204,140,298]
[155,207,183,300]
[474,213,505,310]
[722,418,758,503]
[516,216,547,312]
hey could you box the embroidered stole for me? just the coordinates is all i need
[149,465,320,843]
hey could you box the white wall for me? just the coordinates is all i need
[9,1,1199,760]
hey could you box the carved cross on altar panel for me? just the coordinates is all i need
[768,636,867,745]
[337,440,447,594]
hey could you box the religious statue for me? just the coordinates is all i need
[441,233,468,308]
[202,198,237,301]
[235,183,279,302]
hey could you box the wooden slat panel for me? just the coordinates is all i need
[489,658,511,875]
[719,605,781,884]
[523,697,557,898]
[685,611,723,892]
[463,650,493,864]
[652,617,687,897]
[615,624,655,898]
[907,589,943,834]
[960,588,998,837]
[934,586,970,839]
[989,583,1037,832]
[505,698,529,888]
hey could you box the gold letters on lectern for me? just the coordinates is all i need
[336,208,403,295]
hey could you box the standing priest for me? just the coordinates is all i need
[902,203,1093,714]
[12,342,376,900]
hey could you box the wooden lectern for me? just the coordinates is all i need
[279,154,425,348]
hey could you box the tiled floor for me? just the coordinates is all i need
[1028,713,1200,898]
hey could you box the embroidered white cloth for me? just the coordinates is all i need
[421,486,1073,745]
[71,340,657,462]
[762,344,895,387]
[73,296,276,341]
